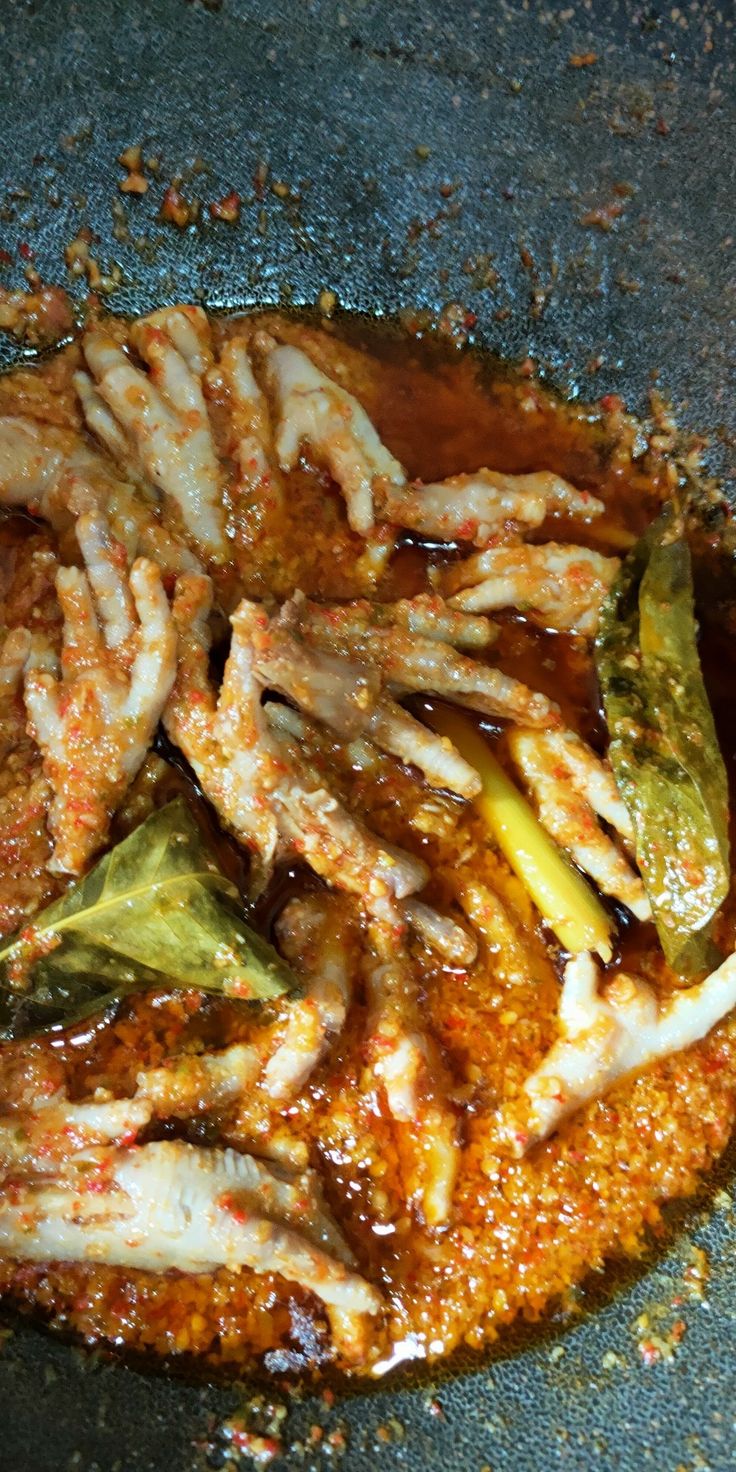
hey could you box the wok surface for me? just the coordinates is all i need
[0,1,735,1467]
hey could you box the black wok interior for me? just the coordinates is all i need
[0,2,735,1467]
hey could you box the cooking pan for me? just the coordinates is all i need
[1,1,735,1467]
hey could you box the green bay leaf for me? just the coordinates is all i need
[595,506,730,978]
[0,797,294,1039]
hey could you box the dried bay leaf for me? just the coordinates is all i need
[596,507,729,977]
[0,798,294,1039]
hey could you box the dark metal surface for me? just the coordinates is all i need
[0,1,735,1467]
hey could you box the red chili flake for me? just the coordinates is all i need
[600,393,623,414]
[229,1428,281,1462]
[18,242,34,260]
[656,117,670,136]
[368,1031,395,1057]
[85,1174,111,1195]
[209,190,241,223]
[455,518,479,540]
[0,249,12,265]
[443,1012,465,1033]
[68,796,96,816]
[705,1052,726,1075]
[217,1192,250,1225]
[160,185,193,228]
[226,978,254,1000]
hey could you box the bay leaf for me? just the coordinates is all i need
[0,798,294,1039]
[596,506,730,977]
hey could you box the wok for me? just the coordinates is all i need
[0,1,735,1467]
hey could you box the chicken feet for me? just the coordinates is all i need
[503,950,736,1154]
[21,508,177,874]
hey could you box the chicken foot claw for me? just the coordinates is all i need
[22,512,177,874]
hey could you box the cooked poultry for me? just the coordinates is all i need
[364,918,459,1228]
[255,601,481,798]
[443,542,620,635]
[163,583,468,1217]
[0,1042,258,1171]
[401,897,478,967]
[381,469,605,546]
[80,308,229,562]
[283,593,561,729]
[0,1139,379,1351]
[457,878,534,988]
[504,950,736,1154]
[255,331,405,535]
[17,506,177,874]
[263,702,477,967]
[254,332,604,560]
[0,1041,380,1355]
[135,1041,262,1119]
[164,573,428,912]
[263,895,354,1101]
[507,727,650,919]
[163,574,279,873]
[253,614,383,741]
[0,414,200,576]
[263,698,458,833]
[214,334,285,519]
[347,594,496,649]
[165,574,477,967]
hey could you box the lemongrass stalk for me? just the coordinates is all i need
[428,708,613,961]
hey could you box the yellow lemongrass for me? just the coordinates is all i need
[428,708,613,962]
